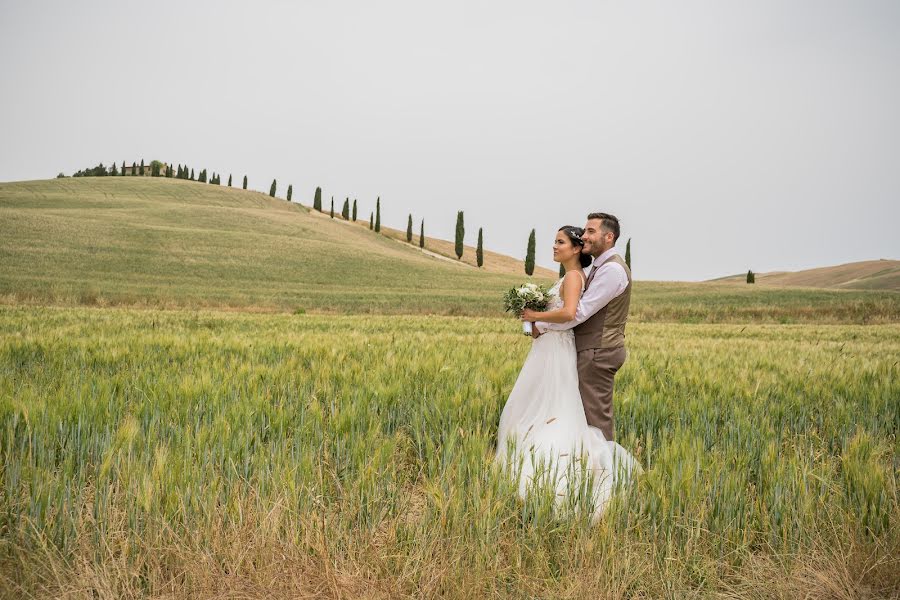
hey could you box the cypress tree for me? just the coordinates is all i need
[369,212,374,230]
[242,175,247,190]
[139,159,145,176]
[151,162,160,177]
[110,161,118,176]
[199,169,207,183]
[121,161,126,176]
[227,174,232,187]
[352,199,357,221]
[269,179,277,198]
[190,168,195,181]
[330,197,334,218]
[313,187,322,211]
[747,270,755,284]
[342,198,350,220]
[406,214,413,242]
[132,162,137,176]
[454,211,464,259]
[525,229,536,276]
[287,184,293,202]
[419,219,425,248]
[625,237,632,269]
[476,227,484,267]
[375,197,381,232]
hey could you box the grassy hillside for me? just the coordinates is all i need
[0,177,553,315]
[1,177,897,322]
[713,260,900,291]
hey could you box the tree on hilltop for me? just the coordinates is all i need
[476,227,484,267]
[419,219,425,248]
[313,187,322,211]
[406,214,413,243]
[269,179,277,197]
[121,161,126,176]
[369,212,374,230]
[190,168,195,181]
[287,184,293,202]
[132,162,137,176]
[352,199,357,221]
[342,198,350,220]
[455,211,464,259]
[139,159,145,176]
[330,197,334,218]
[375,197,381,232]
[242,175,247,189]
[110,162,118,176]
[747,270,755,284]
[227,174,232,187]
[525,229,536,276]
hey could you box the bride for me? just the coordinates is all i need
[496,225,641,522]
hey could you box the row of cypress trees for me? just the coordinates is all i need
[68,161,634,276]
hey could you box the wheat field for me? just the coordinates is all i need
[1,306,897,598]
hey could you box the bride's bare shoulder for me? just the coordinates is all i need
[563,269,586,285]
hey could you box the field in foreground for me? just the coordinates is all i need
[2,177,898,322]
[1,307,897,598]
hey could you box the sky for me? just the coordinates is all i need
[1,0,898,280]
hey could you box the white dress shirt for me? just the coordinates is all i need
[536,247,628,333]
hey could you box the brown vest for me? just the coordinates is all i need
[573,253,632,352]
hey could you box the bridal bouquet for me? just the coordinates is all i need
[503,283,550,336]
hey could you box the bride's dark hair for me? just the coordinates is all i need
[559,226,593,268]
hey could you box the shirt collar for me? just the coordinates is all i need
[591,246,620,269]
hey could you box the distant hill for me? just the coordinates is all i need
[0,177,554,315]
[1,177,897,321]
[710,260,899,291]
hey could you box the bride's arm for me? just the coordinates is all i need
[523,272,582,323]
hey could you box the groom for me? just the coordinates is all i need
[525,212,632,441]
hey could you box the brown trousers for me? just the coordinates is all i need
[576,346,626,441]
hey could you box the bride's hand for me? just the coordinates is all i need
[522,309,539,321]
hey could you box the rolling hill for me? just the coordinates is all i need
[0,177,556,314]
[1,177,897,322]
[711,260,899,291]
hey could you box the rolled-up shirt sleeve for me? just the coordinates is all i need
[536,263,628,333]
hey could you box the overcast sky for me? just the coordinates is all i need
[2,0,898,280]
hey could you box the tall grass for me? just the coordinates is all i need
[1,306,897,598]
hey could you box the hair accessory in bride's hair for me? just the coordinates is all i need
[560,225,585,245]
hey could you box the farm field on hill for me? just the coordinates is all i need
[1,178,898,322]
[1,306,897,598]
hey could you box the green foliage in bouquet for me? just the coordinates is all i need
[503,283,550,316]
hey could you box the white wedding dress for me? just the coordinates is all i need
[496,275,641,522]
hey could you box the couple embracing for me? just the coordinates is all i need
[496,212,641,522]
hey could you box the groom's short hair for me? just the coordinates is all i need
[587,212,620,243]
